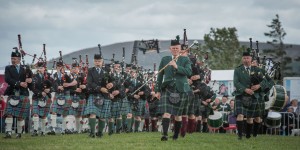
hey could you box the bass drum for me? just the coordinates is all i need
[265,85,287,111]
[207,111,223,129]
[265,112,282,128]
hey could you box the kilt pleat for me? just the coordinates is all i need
[83,94,111,119]
[5,95,30,119]
[110,101,120,118]
[234,95,264,118]
[119,97,131,115]
[32,96,52,117]
[50,93,72,116]
[68,94,86,116]
[156,90,189,116]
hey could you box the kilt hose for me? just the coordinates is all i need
[68,94,86,116]
[83,94,111,119]
[32,96,52,117]
[156,89,189,116]
[234,95,265,118]
[119,97,132,115]
[110,100,121,119]
[144,101,150,118]
[5,95,30,119]
[50,92,72,116]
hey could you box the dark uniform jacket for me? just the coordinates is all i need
[155,56,192,93]
[4,64,32,96]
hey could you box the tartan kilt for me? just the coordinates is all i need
[5,95,30,119]
[32,96,52,117]
[200,105,210,118]
[110,101,120,119]
[183,92,195,116]
[83,94,101,117]
[50,93,72,116]
[193,95,202,116]
[119,97,132,115]
[68,95,86,116]
[234,95,264,118]
[156,89,189,116]
[148,100,159,117]
[131,99,145,117]
[99,99,111,119]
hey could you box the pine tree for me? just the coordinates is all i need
[264,14,293,81]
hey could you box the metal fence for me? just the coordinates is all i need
[265,112,300,136]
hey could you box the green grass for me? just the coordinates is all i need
[0,132,299,150]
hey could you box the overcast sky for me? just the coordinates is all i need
[0,0,299,67]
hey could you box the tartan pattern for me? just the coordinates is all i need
[193,95,202,116]
[183,93,195,116]
[148,100,159,117]
[110,101,120,118]
[156,90,189,116]
[234,95,264,118]
[119,97,132,115]
[131,99,146,117]
[83,95,111,119]
[99,99,111,119]
[50,93,72,116]
[83,94,101,117]
[5,95,30,119]
[32,96,52,117]
[68,95,86,116]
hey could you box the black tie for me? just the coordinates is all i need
[96,68,100,74]
[246,67,250,75]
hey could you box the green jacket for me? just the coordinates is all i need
[233,65,271,98]
[155,55,192,93]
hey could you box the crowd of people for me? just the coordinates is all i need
[1,35,299,141]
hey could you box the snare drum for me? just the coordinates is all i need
[208,111,223,129]
[265,85,287,111]
[265,112,282,128]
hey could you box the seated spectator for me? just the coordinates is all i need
[282,106,297,135]
[290,99,299,116]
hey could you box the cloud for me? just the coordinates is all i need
[0,0,299,67]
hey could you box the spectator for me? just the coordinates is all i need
[211,98,220,111]
[282,106,297,135]
[290,99,299,116]
[0,95,6,133]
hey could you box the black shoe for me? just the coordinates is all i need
[4,132,12,139]
[238,135,242,140]
[116,129,121,134]
[41,132,46,136]
[134,130,139,133]
[246,135,251,139]
[16,133,21,139]
[32,130,38,137]
[173,134,179,140]
[161,135,168,141]
[96,132,103,138]
[126,129,132,133]
[108,130,114,136]
[47,130,56,135]
[89,133,96,138]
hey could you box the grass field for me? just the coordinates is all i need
[0,132,299,150]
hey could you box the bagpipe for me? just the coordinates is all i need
[249,38,281,81]
[16,34,33,78]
